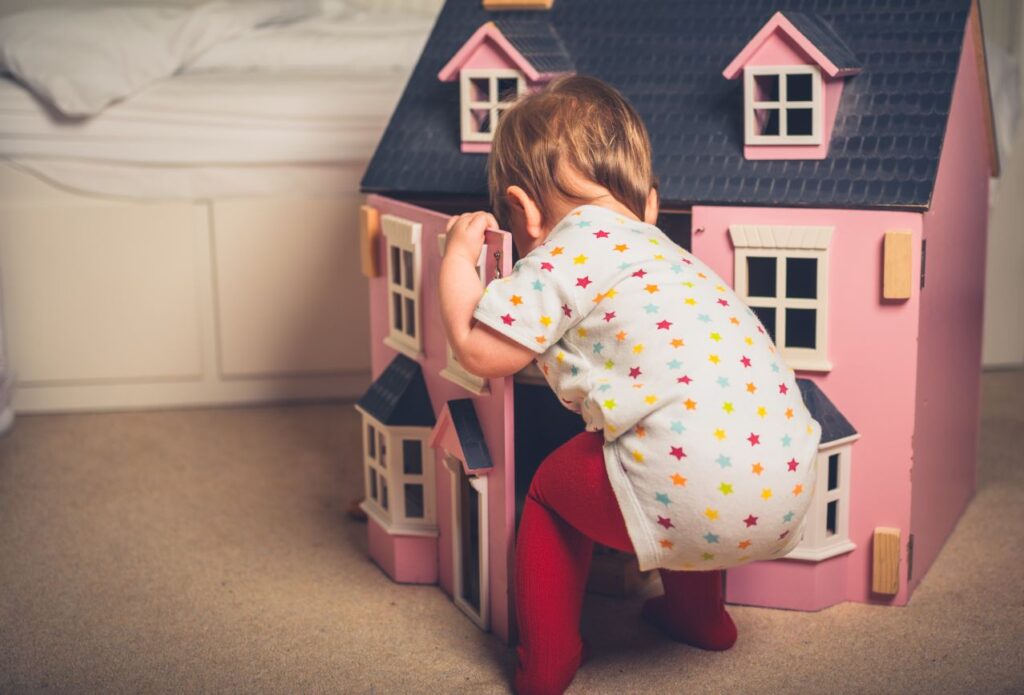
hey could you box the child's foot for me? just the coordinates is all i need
[641,594,738,651]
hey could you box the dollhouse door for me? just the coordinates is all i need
[445,454,491,631]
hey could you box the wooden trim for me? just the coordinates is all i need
[872,527,902,595]
[360,204,381,278]
[482,0,553,9]
[883,230,913,300]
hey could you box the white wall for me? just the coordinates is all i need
[981,0,1024,367]
[0,288,10,431]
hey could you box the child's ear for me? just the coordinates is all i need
[644,186,660,225]
[506,185,545,241]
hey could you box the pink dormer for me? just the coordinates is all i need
[722,11,862,160]
[438,18,573,153]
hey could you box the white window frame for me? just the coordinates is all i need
[362,417,388,519]
[445,454,490,630]
[437,234,490,395]
[460,68,525,143]
[784,436,858,561]
[382,214,423,360]
[730,224,833,372]
[357,411,437,536]
[744,65,823,145]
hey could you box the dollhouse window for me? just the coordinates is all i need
[437,234,490,394]
[729,224,833,372]
[784,442,856,561]
[744,65,822,145]
[364,420,385,512]
[361,414,436,532]
[402,438,425,519]
[382,214,423,360]
[460,69,525,143]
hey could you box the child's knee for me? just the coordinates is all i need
[525,472,550,509]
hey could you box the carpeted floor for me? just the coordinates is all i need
[0,370,1021,694]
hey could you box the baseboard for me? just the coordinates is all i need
[11,372,371,414]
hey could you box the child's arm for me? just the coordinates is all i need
[439,211,536,379]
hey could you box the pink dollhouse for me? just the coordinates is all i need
[355,0,998,644]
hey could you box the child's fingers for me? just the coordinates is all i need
[468,211,493,235]
[443,212,492,262]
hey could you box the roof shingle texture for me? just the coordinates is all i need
[493,17,574,74]
[448,398,493,471]
[781,11,862,73]
[361,0,971,211]
[356,354,436,427]
[796,378,858,445]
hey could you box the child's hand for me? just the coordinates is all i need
[445,211,498,265]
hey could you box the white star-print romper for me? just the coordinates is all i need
[473,204,823,572]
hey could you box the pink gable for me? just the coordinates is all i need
[430,401,493,477]
[722,11,861,80]
[438,21,543,83]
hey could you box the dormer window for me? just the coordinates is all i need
[722,11,861,161]
[460,69,526,144]
[745,65,822,145]
[438,19,573,153]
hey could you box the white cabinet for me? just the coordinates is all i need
[0,167,370,412]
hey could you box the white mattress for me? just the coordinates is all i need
[0,10,433,199]
[0,71,406,164]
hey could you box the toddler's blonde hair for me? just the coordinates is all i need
[488,74,656,229]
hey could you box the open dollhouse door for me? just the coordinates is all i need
[428,223,516,642]
[442,452,490,629]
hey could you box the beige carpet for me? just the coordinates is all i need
[0,370,1021,694]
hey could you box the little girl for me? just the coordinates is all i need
[439,75,822,695]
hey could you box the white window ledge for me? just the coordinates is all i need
[440,366,489,396]
[787,355,833,372]
[360,500,439,538]
[383,335,424,362]
[782,539,856,562]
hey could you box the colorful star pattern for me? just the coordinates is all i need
[472,205,822,570]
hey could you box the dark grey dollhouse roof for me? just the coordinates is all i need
[780,11,861,73]
[493,18,573,74]
[796,378,857,445]
[356,354,435,427]
[362,0,977,212]
[447,398,493,471]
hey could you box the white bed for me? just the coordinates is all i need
[0,1,440,414]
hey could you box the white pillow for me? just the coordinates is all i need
[0,1,318,117]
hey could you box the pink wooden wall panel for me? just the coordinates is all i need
[909,15,989,596]
[365,195,516,645]
[691,204,922,609]
[367,519,439,584]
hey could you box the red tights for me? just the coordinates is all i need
[513,430,737,695]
